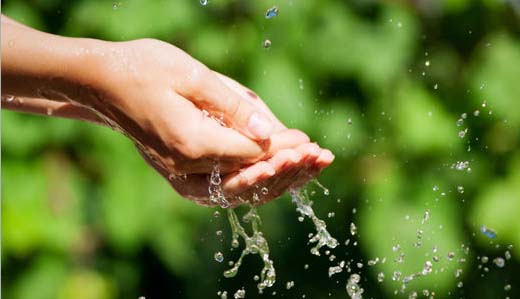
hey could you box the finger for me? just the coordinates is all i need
[213,71,286,131]
[176,64,274,140]
[222,148,303,194]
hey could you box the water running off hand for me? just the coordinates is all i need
[290,188,338,255]
[224,207,276,294]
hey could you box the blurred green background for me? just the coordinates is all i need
[2,0,520,298]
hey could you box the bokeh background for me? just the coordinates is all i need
[2,0,520,298]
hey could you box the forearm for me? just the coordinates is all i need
[1,96,104,124]
[1,15,107,108]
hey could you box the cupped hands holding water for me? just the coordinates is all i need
[2,15,334,207]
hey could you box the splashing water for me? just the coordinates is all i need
[480,225,497,239]
[346,274,364,299]
[224,207,276,294]
[265,6,279,19]
[209,164,230,208]
[290,189,338,256]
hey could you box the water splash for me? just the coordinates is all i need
[346,274,364,299]
[290,189,338,256]
[480,225,497,239]
[224,207,276,294]
[265,6,279,19]
[209,164,230,208]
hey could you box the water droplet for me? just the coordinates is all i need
[214,252,224,262]
[458,128,468,138]
[327,212,335,218]
[505,250,511,260]
[480,225,497,239]
[328,265,343,277]
[456,118,464,126]
[432,185,439,191]
[286,281,295,290]
[447,252,455,260]
[392,244,401,252]
[422,261,433,275]
[433,83,438,90]
[200,0,208,6]
[473,110,480,116]
[350,222,357,236]
[457,281,463,288]
[263,39,272,49]
[454,161,470,171]
[214,211,220,218]
[346,274,363,299]
[377,272,385,282]
[298,79,304,90]
[397,22,402,28]
[422,209,430,224]
[481,256,489,263]
[425,60,430,67]
[112,2,120,9]
[233,288,246,299]
[3,95,15,102]
[457,186,465,193]
[504,284,512,291]
[304,264,309,269]
[493,257,505,268]
[216,230,223,236]
[265,6,279,19]
[409,291,418,299]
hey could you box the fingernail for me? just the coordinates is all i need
[248,112,274,140]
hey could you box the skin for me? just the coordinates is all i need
[1,15,334,207]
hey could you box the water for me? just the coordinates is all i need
[224,207,276,294]
[265,6,279,19]
[290,189,338,256]
[214,251,224,263]
[346,274,364,299]
[480,225,497,239]
[209,164,230,208]
[263,39,272,49]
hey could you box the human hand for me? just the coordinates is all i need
[2,16,335,206]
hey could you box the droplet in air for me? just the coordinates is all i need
[233,288,246,299]
[347,118,353,125]
[263,39,272,49]
[265,6,279,19]
[458,128,468,138]
[112,2,121,9]
[350,222,357,236]
[456,118,464,126]
[214,252,224,263]
[425,60,430,67]
[493,257,505,268]
[298,79,304,90]
[433,83,438,90]
[377,272,385,282]
[480,225,497,239]
[457,186,465,194]
[200,0,208,6]
[286,281,295,290]
[473,110,480,116]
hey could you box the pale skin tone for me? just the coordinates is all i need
[1,15,334,207]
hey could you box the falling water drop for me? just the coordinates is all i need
[265,6,279,19]
[480,225,497,239]
[214,252,224,263]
